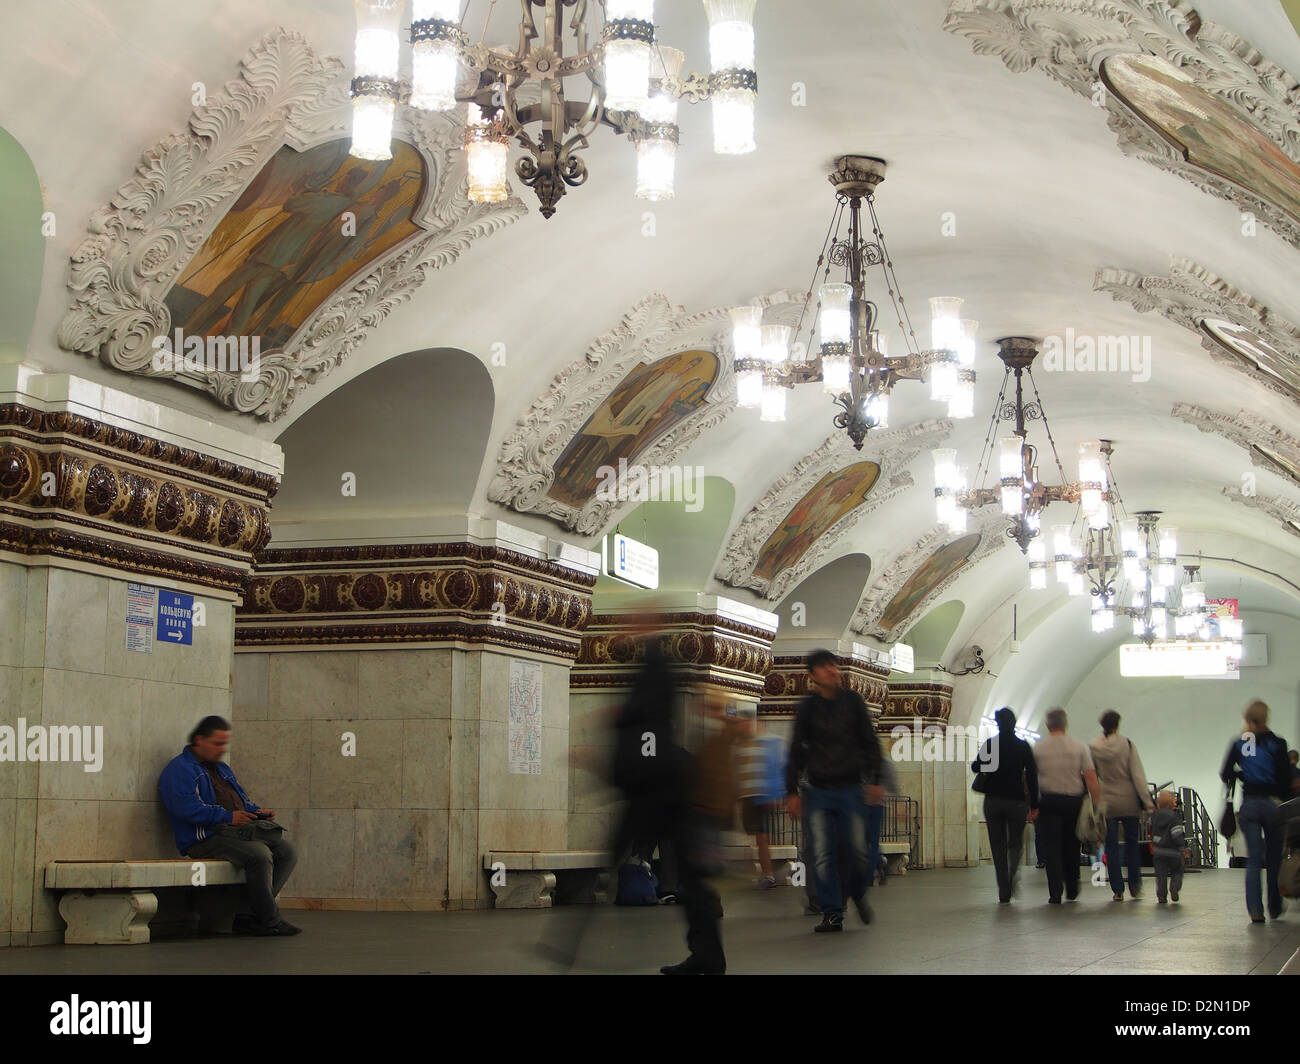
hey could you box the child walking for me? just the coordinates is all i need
[1150,790,1188,903]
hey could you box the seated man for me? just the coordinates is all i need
[158,715,300,936]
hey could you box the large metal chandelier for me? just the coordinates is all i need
[730,156,977,450]
[349,0,759,217]
[933,337,1109,550]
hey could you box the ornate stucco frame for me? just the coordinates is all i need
[715,419,953,601]
[944,0,1300,248]
[1096,257,1300,404]
[57,28,524,421]
[849,511,1007,642]
[487,289,804,537]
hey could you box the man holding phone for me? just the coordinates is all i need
[159,715,301,936]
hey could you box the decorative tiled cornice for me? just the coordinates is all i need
[1171,404,1300,486]
[0,404,275,594]
[881,682,955,727]
[759,654,891,719]
[1220,486,1300,539]
[570,611,777,696]
[236,542,595,658]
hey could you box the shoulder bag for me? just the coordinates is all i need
[1218,778,1237,838]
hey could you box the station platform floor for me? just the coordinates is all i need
[2,866,1297,975]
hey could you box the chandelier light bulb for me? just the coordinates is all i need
[1157,562,1176,588]
[929,297,963,352]
[410,0,463,112]
[703,0,756,71]
[1151,584,1167,605]
[864,390,889,429]
[1085,498,1110,530]
[1067,572,1085,597]
[821,354,850,395]
[760,323,790,365]
[930,357,958,402]
[948,374,975,419]
[711,87,756,155]
[1158,526,1178,561]
[819,283,852,346]
[729,305,763,360]
[1076,441,1107,488]
[635,136,676,200]
[736,367,763,409]
[947,504,967,534]
[642,45,684,123]
[1029,566,1048,590]
[936,492,955,528]
[760,377,786,422]
[956,319,978,367]
[350,0,403,161]
[998,437,1024,481]
[1000,485,1023,516]
[932,448,959,492]
[1181,581,1205,611]
[604,1,655,112]
[1052,524,1074,559]
[465,105,511,203]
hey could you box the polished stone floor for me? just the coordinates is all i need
[2,867,1296,975]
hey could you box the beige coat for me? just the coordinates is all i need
[1089,733,1155,816]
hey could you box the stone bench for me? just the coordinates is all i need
[45,860,246,945]
[483,851,612,908]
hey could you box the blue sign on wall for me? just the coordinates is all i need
[156,591,194,646]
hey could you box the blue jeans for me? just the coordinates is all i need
[1105,815,1143,895]
[1238,797,1283,917]
[805,785,869,916]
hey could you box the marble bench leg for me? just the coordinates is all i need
[885,854,909,876]
[554,869,612,904]
[59,890,157,945]
[489,870,556,909]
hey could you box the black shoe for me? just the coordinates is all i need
[250,919,301,937]
[851,894,873,925]
[657,892,679,905]
[1268,906,1284,920]
[1048,897,1062,905]
[814,913,843,933]
[660,956,725,975]
[1170,889,1179,903]
[1250,915,1265,924]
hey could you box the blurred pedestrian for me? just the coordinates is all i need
[972,707,1039,904]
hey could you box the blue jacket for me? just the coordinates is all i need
[158,747,259,854]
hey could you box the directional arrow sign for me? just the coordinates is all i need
[156,591,194,646]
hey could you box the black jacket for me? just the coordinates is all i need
[971,730,1039,809]
[612,641,685,798]
[786,687,883,793]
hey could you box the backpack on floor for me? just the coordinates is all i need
[615,860,659,905]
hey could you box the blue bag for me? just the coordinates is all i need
[614,860,659,905]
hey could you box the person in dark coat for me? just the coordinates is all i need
[972,707,1039,904]
[785,649,884,932]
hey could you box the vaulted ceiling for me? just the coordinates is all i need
[4,0,1299,689]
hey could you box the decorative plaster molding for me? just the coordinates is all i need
[881,682,955,726]
[715,419,952,601]
[1171,403,1300,483]
[1096,257,1300,403]
[944,0,1300,248]
[56,28,524,421]
[487,289,803,536]
[849,510,1007,643]
[1219,487,1300,539]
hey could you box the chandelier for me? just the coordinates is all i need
[933,336,1108,550]
[730,156,977,449]
[349,0,759,217]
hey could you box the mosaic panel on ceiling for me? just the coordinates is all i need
[546,349,719,509]
[752,462,881,582]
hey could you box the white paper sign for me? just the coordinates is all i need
[126,582,156,654]
[508,659,543,775]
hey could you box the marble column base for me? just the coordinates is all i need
[58,890,158,945]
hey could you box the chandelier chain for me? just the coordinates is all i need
[866,196,922,356]
[793,198,846,355]
[1026,368,1068,484]
[973,372,1012,493]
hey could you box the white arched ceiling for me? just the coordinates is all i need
[591,475,736,605]
[0,127,43,360]
[903,600,967,668]
[270,348,493,541]
[3,0,1298,640]
[773,553,872,638]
